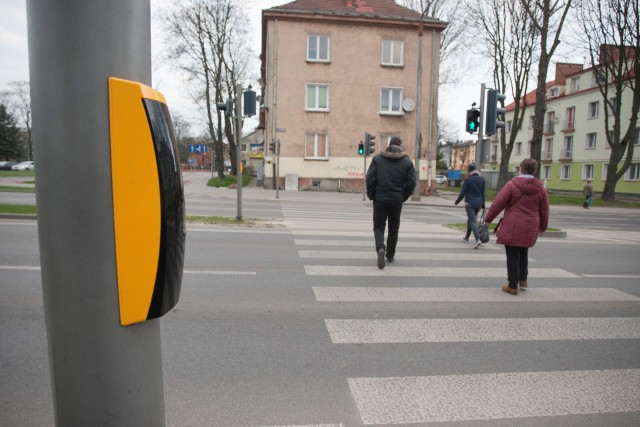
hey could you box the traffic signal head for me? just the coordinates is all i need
[216,98,233,117]
[365,132,376,155]
[243,88,256,117]
[485,89,506,136]
[269,140,276,153]
[466,109,481,134]
[358,142,364,155]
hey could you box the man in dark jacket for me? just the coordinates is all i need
[366,136,416,269]
[454,163,486,249]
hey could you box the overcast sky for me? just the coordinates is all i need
[0,0,567,141]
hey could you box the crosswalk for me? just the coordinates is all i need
[285,205,640,425]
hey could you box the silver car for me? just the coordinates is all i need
[11,161,34,171]
[435,175,448,185]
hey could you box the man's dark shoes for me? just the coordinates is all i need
[377,248,386,269]
[386,256,394,263]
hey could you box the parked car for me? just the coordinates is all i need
[11,161,34,171]
[0,161,18,170]
[435,175,448,185]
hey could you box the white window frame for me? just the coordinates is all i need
[543,138,553,160]
[602,163,608,180]
[582,164,595,180]
[570,77,580,92]
[563,135,573,158]
[542,165,551,180]
[588,101,599,119]
[307,35,330,62]
[304,132,329,160]
[561,164,571,180]
[515,142,522,155]
[379,87,403,115]
[305,83,329,111]
[626,163,640,181]
[381,39,404,66]
[586,132,597,150]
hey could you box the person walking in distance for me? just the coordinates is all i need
[366,136,416,269]
[583,180,593,208]
[454,163,486,249]
[485,158,550,295]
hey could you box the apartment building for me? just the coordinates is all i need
[495,62,639,196]
[259,0,446,192]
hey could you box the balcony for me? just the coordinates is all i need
[541,151,553,163]
[562,119,575,132]
[543,121,555,135]
[559,150,573,162]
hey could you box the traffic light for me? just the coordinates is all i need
[269,140,276,153]
[215,98,233,117]
[485,89,506,136]
[365,132,376,155]
[466,109,481,134]
[243,87,256,117]
[358,142,364,155]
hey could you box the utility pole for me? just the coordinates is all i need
[235,83,243,219]
[27,1,166,424]
[413,18,424,201]
[475,83,486,166]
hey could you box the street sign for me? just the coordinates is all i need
[188,144,208,153]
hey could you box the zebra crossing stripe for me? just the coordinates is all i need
[324,317,640,343]
[304,266,579,278]
[348,369,640,424]
[294,239,502,249]
[313,287,640,302]
[299,251,509,260]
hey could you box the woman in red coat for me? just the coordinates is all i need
[485,158,550,295]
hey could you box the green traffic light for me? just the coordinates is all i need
[468,122,476,131]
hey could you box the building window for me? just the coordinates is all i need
[543,138,553,160]
[542,165,551,180]
[563,136,573,158]
[544,111,555,133]
[307,35,329,62]
[380,87,402,114]
[515,142,522,155]
[528,115,535,129]
[593,70,606,86]
[381,39,403,66]
[561,164,571,180]
[626,164,640,181]
[570,77,580,92]
[305,84,329,111]
[582,164,595,180]
[588,101,599,118]
[586,133,597,150]
[602,163,608,180]
[304,132,329,159]
[636,127,640,145]
[607,97,617,116]
[564,106,575,130]
[527,141,532,155]
[549,88,558,97]
[506,120,512,133]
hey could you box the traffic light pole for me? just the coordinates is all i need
[362,140,367,201]
[235,83,243,219]
[475,83,486,166]
[27,1,165,424]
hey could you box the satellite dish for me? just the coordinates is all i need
[402,98,415,112]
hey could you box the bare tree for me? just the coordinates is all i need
[522,0,574,172]
[1,81,32,161]
[471,0,538,188]
[399,0,470,86]
[576,0,639,201]
[160,0,253,179]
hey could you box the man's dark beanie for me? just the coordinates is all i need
[389,137,402,146]
[468,163,476,171]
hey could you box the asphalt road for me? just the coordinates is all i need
[1,174,640,426]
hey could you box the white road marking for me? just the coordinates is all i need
[313,286,640,302]
[348,369,640,424]
[304,266,579,277]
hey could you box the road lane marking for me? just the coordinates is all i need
[324,317,640,343]
[295,239,501,249]
[299,251,511,261]
[313,287,640,302]
[348,369,640,424]
[183,270,256,275]
[304,266,579,277]
[583,274,640,279]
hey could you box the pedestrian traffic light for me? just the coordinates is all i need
[485,89,506,136]
[215,98,233,117]
[466,109,481,134]
[358,142,364,155]
[365,132,376,155]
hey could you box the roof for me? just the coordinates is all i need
[266,0,444,24]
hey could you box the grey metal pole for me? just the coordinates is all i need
[26,1,165,425]
[236,83,243,220]
[275,140,280,198]
[476,83,486,166]
[413,22,424,201]
[362,137,367,202]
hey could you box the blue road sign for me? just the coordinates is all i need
[188,144,208,153]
